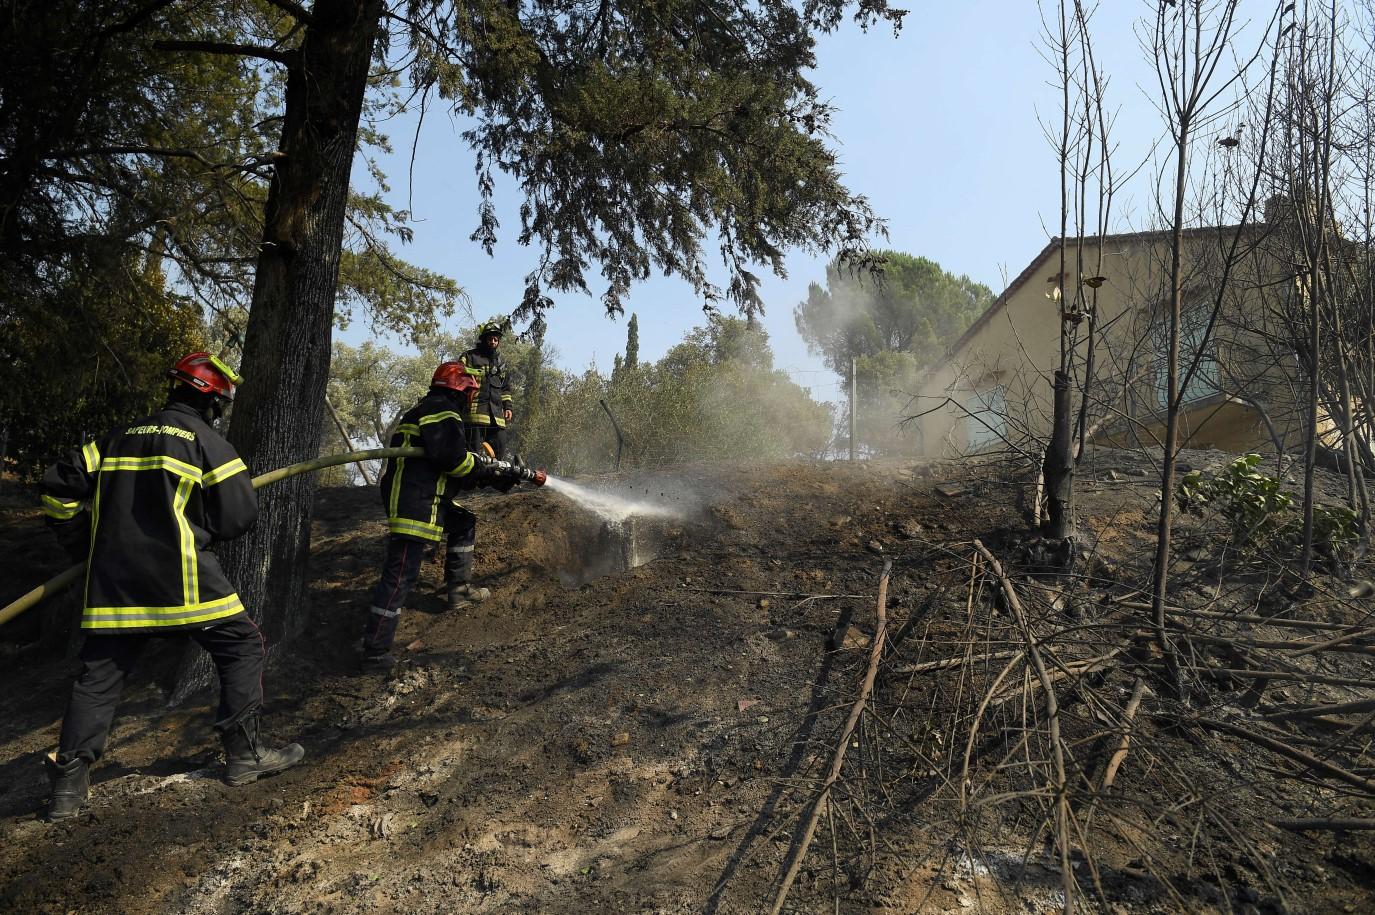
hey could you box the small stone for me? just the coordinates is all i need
[709,825,732,840]
[841,626,871,650]
[669,809,679,821]
[893,519,924,538]
[758,716,769,723]
[766,628,799,641]
[866,540,885,554]
[404,639,425,652]
[935,483,967,498]
[610,732,630,747]
[1347,580,1375,599]
[737,698,761,712]
[1106,470,1124,481]
[757,598,772,610]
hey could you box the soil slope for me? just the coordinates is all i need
[0,456,1373,914]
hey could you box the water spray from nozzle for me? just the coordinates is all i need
[543,475,681,525]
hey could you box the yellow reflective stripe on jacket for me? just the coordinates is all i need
[82,594,244,629]
[203,457,247,486]
[447,452,475,478]
[389,430,413,519]
[100,454,203,482]
[387,517,445,542]
[42,494,82,520]
[430,473,445,528]
[418,411,463,426]
[173,477,198,606]
[82,441,101,473]
[84,469,103,607]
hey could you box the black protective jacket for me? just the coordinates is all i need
[379,389,479,542]
[41,402,258,633]
[458,346,513,428]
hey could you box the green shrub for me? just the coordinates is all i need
[1177,453,1359,560]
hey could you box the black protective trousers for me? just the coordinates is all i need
[364,505,478,655]
[58,614,266,764]
[466,423,509,461]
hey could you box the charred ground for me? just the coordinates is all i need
[0,455,1373,913]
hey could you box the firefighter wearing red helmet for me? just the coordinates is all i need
[362,361,517,671]
[37,352,304,822]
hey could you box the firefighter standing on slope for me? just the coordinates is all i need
[39,353,304,821]
[362,362,521,671]
[459,320,515,459]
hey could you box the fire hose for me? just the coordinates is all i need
[0,446,547,628]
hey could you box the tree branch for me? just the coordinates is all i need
[153,40,295,66]
[261,0,314,25]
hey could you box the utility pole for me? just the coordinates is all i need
[849,355,857,462]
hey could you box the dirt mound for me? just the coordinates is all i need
[0,455,1373,913]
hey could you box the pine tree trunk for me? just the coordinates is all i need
[171,0,384,703]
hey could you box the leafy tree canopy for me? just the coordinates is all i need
[0,0,465,472]
[792,250,993,455]
[794,250,994,375]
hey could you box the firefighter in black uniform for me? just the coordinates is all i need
[458,320,515,459]
[39,352,304,821]
[363,361,520,671]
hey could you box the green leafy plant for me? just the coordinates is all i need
[1177,454,1359,560]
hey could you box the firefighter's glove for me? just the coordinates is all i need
[472,454,521,493]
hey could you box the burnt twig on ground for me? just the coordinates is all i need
[769,559,891,915]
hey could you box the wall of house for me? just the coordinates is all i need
[914,230,1314,459]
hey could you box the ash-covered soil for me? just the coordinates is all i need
[0,453,1373,914]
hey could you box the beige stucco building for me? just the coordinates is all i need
[913,220,1314,459]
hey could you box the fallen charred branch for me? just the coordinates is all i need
[1264,697,1375,722]
[973,539,1078,913]
[1168,628,1375,657]
[1175,666,1375,690]
[1273,817,1375,831]
[769,559,891,915]
[1166,715,1375,796]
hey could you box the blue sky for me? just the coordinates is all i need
[345,2,1253,402]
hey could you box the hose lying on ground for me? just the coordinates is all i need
[0,446,426,628]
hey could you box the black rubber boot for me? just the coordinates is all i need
[220,714,305,787]
[45,754,90,821]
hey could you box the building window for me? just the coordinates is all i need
[1156,304,1220,409]
[965,385,1007,451]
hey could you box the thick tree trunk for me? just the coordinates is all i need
[1043,370,1075,540]
[172,0,383,702]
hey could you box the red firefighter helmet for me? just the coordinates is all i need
[168,352,241,400]
[431,361,479,395]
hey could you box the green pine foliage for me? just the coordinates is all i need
[794,250,994,454]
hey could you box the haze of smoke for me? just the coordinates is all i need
[544,475,685,525]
